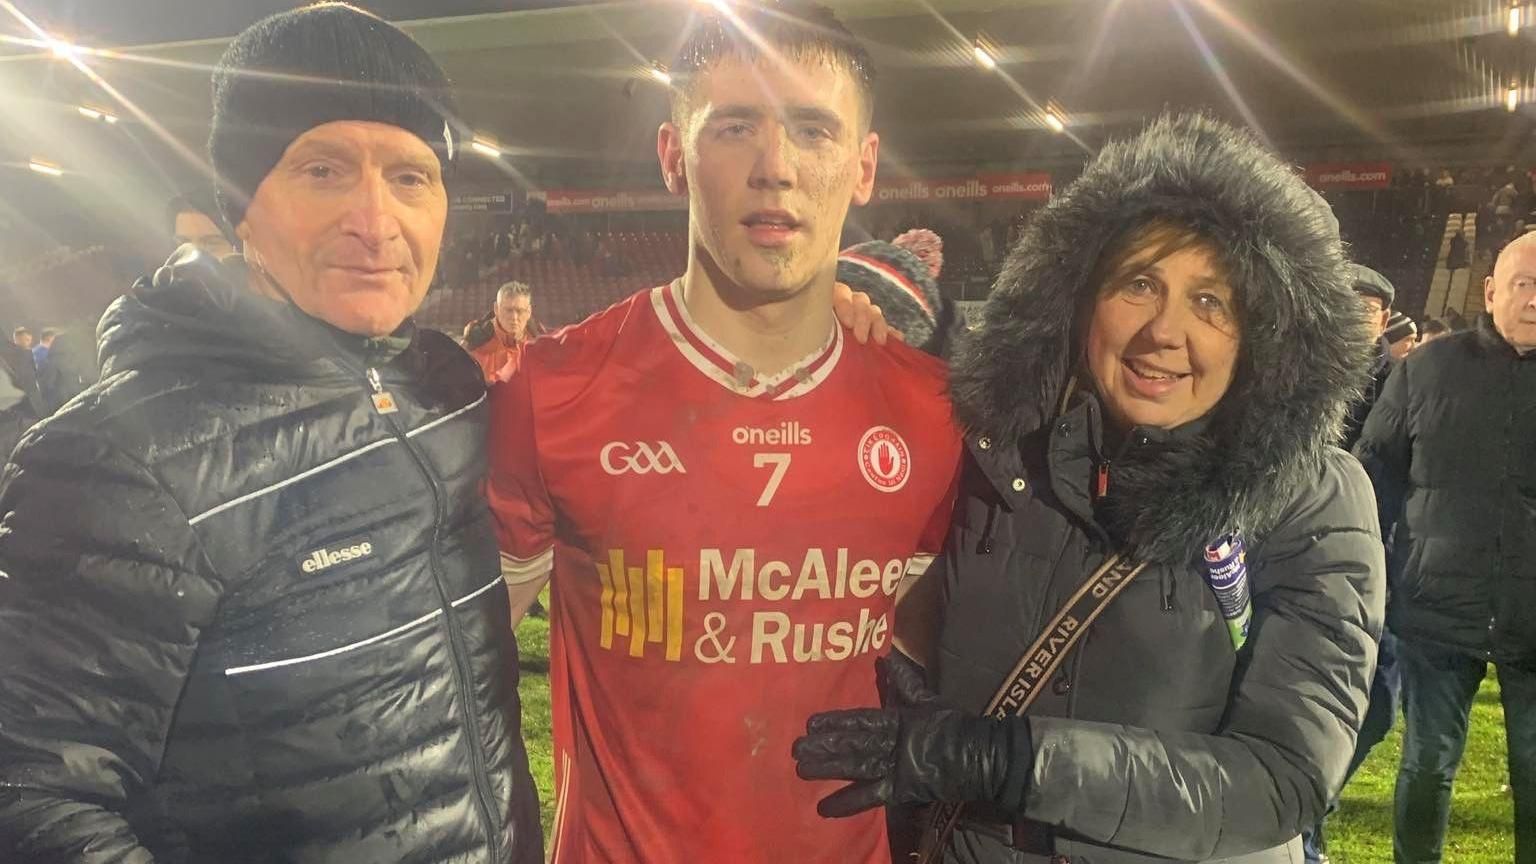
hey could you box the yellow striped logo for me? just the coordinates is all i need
[595,549,685,661]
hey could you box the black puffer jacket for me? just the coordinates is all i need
[1354,315,1536,670]
[0,251,541,863]
[933,115,1386,863]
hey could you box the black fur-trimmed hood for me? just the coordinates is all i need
[950,113,1374,564]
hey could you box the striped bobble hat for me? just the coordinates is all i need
[837,228,944,352]
[1384,312,1417,344]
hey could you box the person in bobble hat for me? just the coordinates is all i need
[0,4,542,862]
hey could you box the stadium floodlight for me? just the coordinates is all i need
[649,62,672,85]
[1509,82,1521,112]
[973,38,997,71]
[28,159,62,176]
[77,105,118,123]
[471,138,503,158]
[1044,109,1066,133]
[1510,4,1522,37]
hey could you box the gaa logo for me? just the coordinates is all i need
[600,441,687,476]
[857,426,911,493]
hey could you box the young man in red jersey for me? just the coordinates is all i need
[486,4,961,861]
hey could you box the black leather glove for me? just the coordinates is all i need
[792,654,1034,818]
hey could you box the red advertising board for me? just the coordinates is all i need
[1304,162,1393,190]
[542,188,686,214]
[540,171,1052,213]
[872,172,1052,205]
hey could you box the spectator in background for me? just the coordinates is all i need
[596,234,621,276]
[1435,168,1455,188]
[466,280,541,382]
[1355,229,1536,864]
[1306,263,1401,864]
[1342,265,1396,450]
[168,192,235,260]
[1418,318,1451,345]
[1385,312,1417,361]
[30,328,57,370]
[572,226,594,265]
[0,335,43,458]
[1493,181,1520,249]
[1446,228,1469,273]
[11,327,33,353]
[976,217,996,269]
[35,321,100,414]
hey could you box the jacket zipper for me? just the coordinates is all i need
[365,365,503,862]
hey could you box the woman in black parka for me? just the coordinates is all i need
[796,113,1387,864]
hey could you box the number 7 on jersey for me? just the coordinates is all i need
[752,453,792,507]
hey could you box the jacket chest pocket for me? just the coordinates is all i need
[1068,573,1237,729]
[952,492,1069,564]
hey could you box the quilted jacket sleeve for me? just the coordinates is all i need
[1022,449,1386,860]
[0,423,223,863]
[1352,359,1413,538]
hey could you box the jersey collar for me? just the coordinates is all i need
[650,280,843,401]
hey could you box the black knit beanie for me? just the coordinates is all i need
[209,2,458,233]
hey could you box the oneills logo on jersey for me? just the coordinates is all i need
[595,549,686,661]
[600,441,687,476]
[731,421,813,446]
[858,426,912,493]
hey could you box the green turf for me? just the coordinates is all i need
[516,603,1517,858]
[1328,671,1514,863]
[514,601,557,833]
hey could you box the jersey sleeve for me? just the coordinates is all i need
[485,365,555,587]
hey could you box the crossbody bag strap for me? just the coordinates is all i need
[914,550,1148,864]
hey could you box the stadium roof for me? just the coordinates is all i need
[3,0,1535,257]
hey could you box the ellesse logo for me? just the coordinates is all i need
[600,442,687,476]
[299,538,375,575]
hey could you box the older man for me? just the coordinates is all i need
[1356,231,1536,864]
[467,280,539,383]
[0,5,541,862]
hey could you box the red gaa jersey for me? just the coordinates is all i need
[487,281,961,863]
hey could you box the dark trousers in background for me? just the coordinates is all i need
[1394,637,1536,864]
[1303,630,1400,863]
[0,405,37,464]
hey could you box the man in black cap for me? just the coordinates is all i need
[0,4,541,862]
[1341,264,1397,450]
[1305,263,1402,863]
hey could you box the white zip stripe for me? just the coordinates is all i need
[188,393,486,526]
[905,553,936,577]
[407,392,486,439]
[223,576,503,676]
[224,607,439,675]
[450,574,506,608]
[189,437,395,526]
